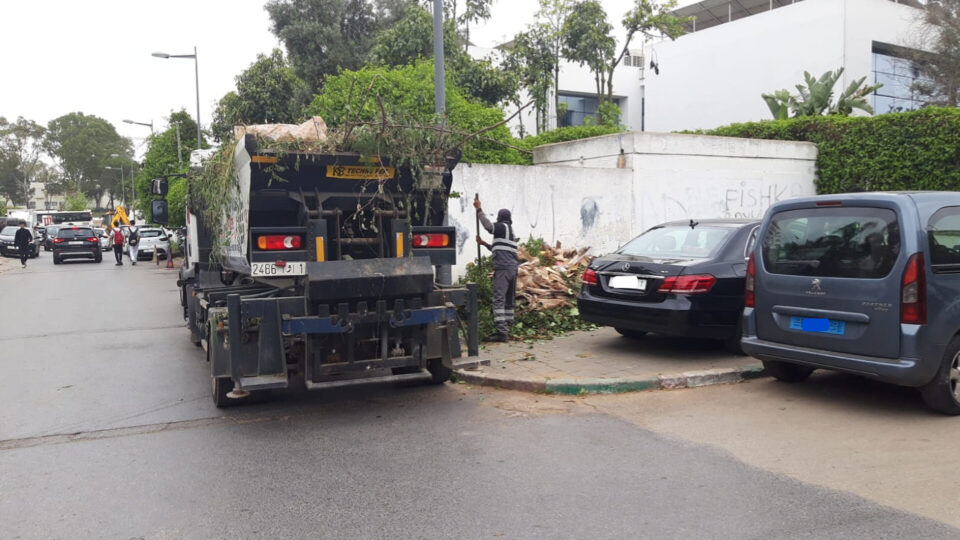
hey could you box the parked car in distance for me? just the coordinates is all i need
[0,225,40,258]
[578,219,760,352]
[43,225,61,251]
[93,227,111,251]
[133,227,170,260]
[742,192,960,414]
[52,226,102,264]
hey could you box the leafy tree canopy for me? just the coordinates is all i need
[911,0,960,106]
[266,0,412,89]
[210,49,311,141]
[761,68,882,119]
[133,110,205,220]
[43,112,132,207]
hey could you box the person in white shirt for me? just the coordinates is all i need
[127,219,140,266]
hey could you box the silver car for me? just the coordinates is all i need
[743,192,960,414]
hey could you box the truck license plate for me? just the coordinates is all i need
[252,262,307,277]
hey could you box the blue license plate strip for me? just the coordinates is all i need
[789,316,845,335]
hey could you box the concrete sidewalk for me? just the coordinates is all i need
[455,327,765,394]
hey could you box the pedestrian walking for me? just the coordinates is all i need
[127,220,140,266]
[112,226,125,265]
[475,196,518,342]
[14,221,33,269]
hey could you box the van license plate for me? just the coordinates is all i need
[251,262,307,277]
[790,316,845,335]
[608,275,646,290]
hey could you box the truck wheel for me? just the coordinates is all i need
[920,336,960,415]
[762,360,813,382]
[426,358,452,384]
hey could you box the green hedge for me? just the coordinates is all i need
[699,107,960,194]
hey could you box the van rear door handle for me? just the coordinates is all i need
[771,305,870,323]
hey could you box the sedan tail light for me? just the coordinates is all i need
[901,252,926,325]
[745,253,756,308]
[659,274,717,294]
[53,238,65,244]
[87,237,99,243]
[256,235,303,251]
[582,268,598,285]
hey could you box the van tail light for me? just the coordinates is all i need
[412,233,450,248]
[256,235,303,251]
[582,268,598,285]
[659,274,717,294]
[745,253,756,308]
[901,252,926,325]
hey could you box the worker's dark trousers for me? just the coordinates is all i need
[113,245,124,264]
[19,246,28,266]
[492,267,517,336]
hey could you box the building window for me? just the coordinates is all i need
[872,48,929,114]
[558,93,621,127]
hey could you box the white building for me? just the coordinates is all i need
[502,0,929,136]
[26,181,66,211]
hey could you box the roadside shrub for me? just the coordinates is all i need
[697,107,960,194]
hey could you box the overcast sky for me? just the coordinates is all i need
[1,0,648,153]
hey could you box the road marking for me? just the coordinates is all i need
[0,413,298,451]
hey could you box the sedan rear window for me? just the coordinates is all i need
[57,228,94,239]
[140,230,163,238]
[762,207,900,278]
[619,226,733,259]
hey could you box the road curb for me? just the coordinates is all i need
[454,364,767,395]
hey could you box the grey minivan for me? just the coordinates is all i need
[742,192,960,414]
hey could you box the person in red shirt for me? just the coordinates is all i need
[112,227,125,265]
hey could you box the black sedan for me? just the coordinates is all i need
[52,226,102,264]
[577,219,759,352]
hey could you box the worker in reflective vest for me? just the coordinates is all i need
[475,196,518,342]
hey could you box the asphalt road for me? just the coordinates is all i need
[1,253,958,539]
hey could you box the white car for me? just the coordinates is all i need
[93,228,111,251]
[133,228,171,260]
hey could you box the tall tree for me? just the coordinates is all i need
[563,0,686,123]
[911,0,960,106]
[504,25,556,133]
[210,49,310,141]
[133,110,205,221]
[369,5,516,106]
[266,0,410,90]
[535,0,574,125]
[0,117,46,207]
[44,112,131,205]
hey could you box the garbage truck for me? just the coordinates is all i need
[152,131,479,407]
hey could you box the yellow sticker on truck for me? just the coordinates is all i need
[326,165,395,180]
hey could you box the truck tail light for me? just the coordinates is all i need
[412,233,449,248]
[659,274,717,294]
[256,235,303,251]
[582,268,598,285]
[901,252,926,325]
[745,253,756,308]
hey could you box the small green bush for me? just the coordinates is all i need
[698,107,960,194]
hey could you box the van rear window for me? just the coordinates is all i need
[762,207,900,278]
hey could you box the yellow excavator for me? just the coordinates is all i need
[104,205,132,230]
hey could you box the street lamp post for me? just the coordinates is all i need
[152,47,201,150]
[122,119,154,135]
[105,165,124,205]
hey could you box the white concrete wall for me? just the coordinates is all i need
[449,131,817,279]
[449,163,634,279]
[642,0,923,133]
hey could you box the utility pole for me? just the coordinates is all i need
[432,0,452,286]
[174,122,183,167]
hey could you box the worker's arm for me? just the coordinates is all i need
[476,236,492,252]
[477,210,494,234]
